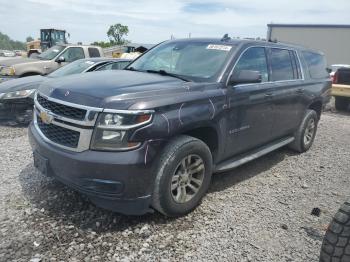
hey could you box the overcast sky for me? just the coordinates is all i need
[1,0,350,45]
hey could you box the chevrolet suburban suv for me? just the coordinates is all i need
[28,38,331,217]
[0,44,103,81]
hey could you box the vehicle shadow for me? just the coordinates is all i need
[18,147,295,233]
[209,147,294,194]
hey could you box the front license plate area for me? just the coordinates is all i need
[33,151,49,176]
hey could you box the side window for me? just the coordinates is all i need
[96,61,130,71]
[88,48,101,58]
[60,47,85,62]
[233,47,269,82]
[113,61,130,69]
[96,63,113,71]
[270,48,295,81]
[302,51,328,79]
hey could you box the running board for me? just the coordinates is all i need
[214,137,294,173]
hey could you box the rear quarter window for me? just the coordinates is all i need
[302,51,328,79]
[88,47,101,58]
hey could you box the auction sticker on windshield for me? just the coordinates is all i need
[206,44,232,51]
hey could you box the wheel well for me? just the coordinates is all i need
[183,127,218,161]
[20,72,40,77]
[308,101,323,119]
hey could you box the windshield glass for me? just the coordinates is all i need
[38,45,65,60]
[48,59,97,77]
[127,41,235,81]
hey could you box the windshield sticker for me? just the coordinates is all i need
[85,61,95,65]
[206,44,232,51]
[52,49,60,53]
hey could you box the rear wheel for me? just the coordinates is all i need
[335,97,350,111]
[152,135,213,217]
[289,109,318,153]
[320,200,350,262]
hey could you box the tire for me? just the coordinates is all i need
[152,135,213,217]
[320,200,350,262]
[335,97,350,111]
[288,109,318,153]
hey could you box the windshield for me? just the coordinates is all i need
[127,40,235,81]
[38,45,65,60]
[48,59,97,77]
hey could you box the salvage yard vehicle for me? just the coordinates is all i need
[0,44,104,82]
[332,67,350,111]
[27,28,67,58]
[0,58,131,124]
[28,37,331,217]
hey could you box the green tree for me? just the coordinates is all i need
[91,41,114,48]
[107,24,129,45]
[0,32,25,50]
[26,36,34,42]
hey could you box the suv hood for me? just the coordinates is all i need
[0,75,44,94]
[38,70,205,109]
[0,57,40,67]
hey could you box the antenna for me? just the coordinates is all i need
[221,34,231,41]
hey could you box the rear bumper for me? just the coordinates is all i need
[332,84,350,98]
[28,122,166,215]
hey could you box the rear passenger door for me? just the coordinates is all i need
[267,48,304,139]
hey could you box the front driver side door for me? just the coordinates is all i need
[54,47,86,71]
[224,46,275,159]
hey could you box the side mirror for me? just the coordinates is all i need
[56,56,65,63]
[326,68,332,74]
[229,70,262,86]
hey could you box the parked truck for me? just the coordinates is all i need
[332,67,350,111]
[0,44,104,82]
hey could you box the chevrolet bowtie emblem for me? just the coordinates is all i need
[39,111,54,124]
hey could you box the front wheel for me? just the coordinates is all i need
[152,135,213,217]
[288,109,318,153]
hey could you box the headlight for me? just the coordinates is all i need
[90,112,153,151]
[0,66,15,76]
[0,89,36,100]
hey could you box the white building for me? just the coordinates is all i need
[267,24,350,65]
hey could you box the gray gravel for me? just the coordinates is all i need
[0,110,350,262]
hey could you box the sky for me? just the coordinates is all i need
[0,0,350,45]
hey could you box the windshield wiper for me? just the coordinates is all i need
[146,69,191,82]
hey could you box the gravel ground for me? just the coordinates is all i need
[0,110,349,262]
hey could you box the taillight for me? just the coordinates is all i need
[333,72,338,84]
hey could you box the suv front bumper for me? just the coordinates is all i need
[28,122,165,215]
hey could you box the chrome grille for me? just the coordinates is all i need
[37,116,80,148]
[37,94,87,120]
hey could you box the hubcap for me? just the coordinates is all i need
[171,154,205,204]
[304,118,316,146]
